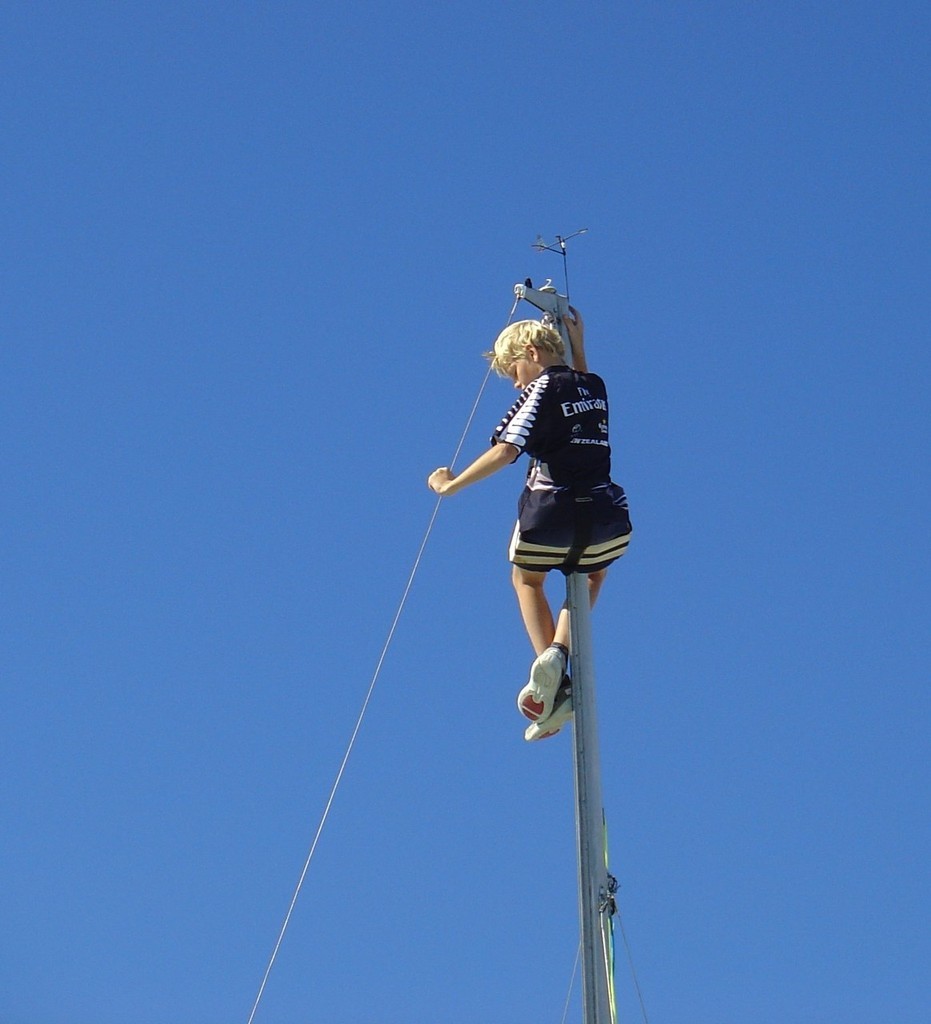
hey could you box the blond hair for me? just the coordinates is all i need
[485,320,565,377]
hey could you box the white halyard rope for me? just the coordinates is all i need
[246,301,517,1023]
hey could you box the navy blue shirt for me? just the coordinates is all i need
[491,365,614,491]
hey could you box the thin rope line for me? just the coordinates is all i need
[245,299,518,1024]
[559,942,581,1024]
[245,504,439,1024]
[616,906,650,1024]
[561,245,572,307]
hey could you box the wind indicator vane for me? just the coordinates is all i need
[529,229,588,303]
[531,227,589,254]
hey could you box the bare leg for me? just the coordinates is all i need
[513,566,608,655]
[512,566,556,655]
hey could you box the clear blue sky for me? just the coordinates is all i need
[3,3,929,1023]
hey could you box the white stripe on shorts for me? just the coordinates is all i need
[508,524,632,570]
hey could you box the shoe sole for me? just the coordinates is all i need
[517,655,565,722]
[518,692,547,720]
[525,688,573,741]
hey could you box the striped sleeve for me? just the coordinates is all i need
[491,375,549,452]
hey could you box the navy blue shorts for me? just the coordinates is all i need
[508,484,632,574]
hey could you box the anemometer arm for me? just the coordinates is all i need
[514,280,570,325]
[513,281,588,373]
[516,229,589,371]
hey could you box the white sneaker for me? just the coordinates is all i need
[516,645,568,722]
[524,681,573,741]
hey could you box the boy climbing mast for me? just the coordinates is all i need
[427,307,632,741]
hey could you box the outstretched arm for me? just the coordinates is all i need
[564,305,588,373]
[427,442,519,497]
